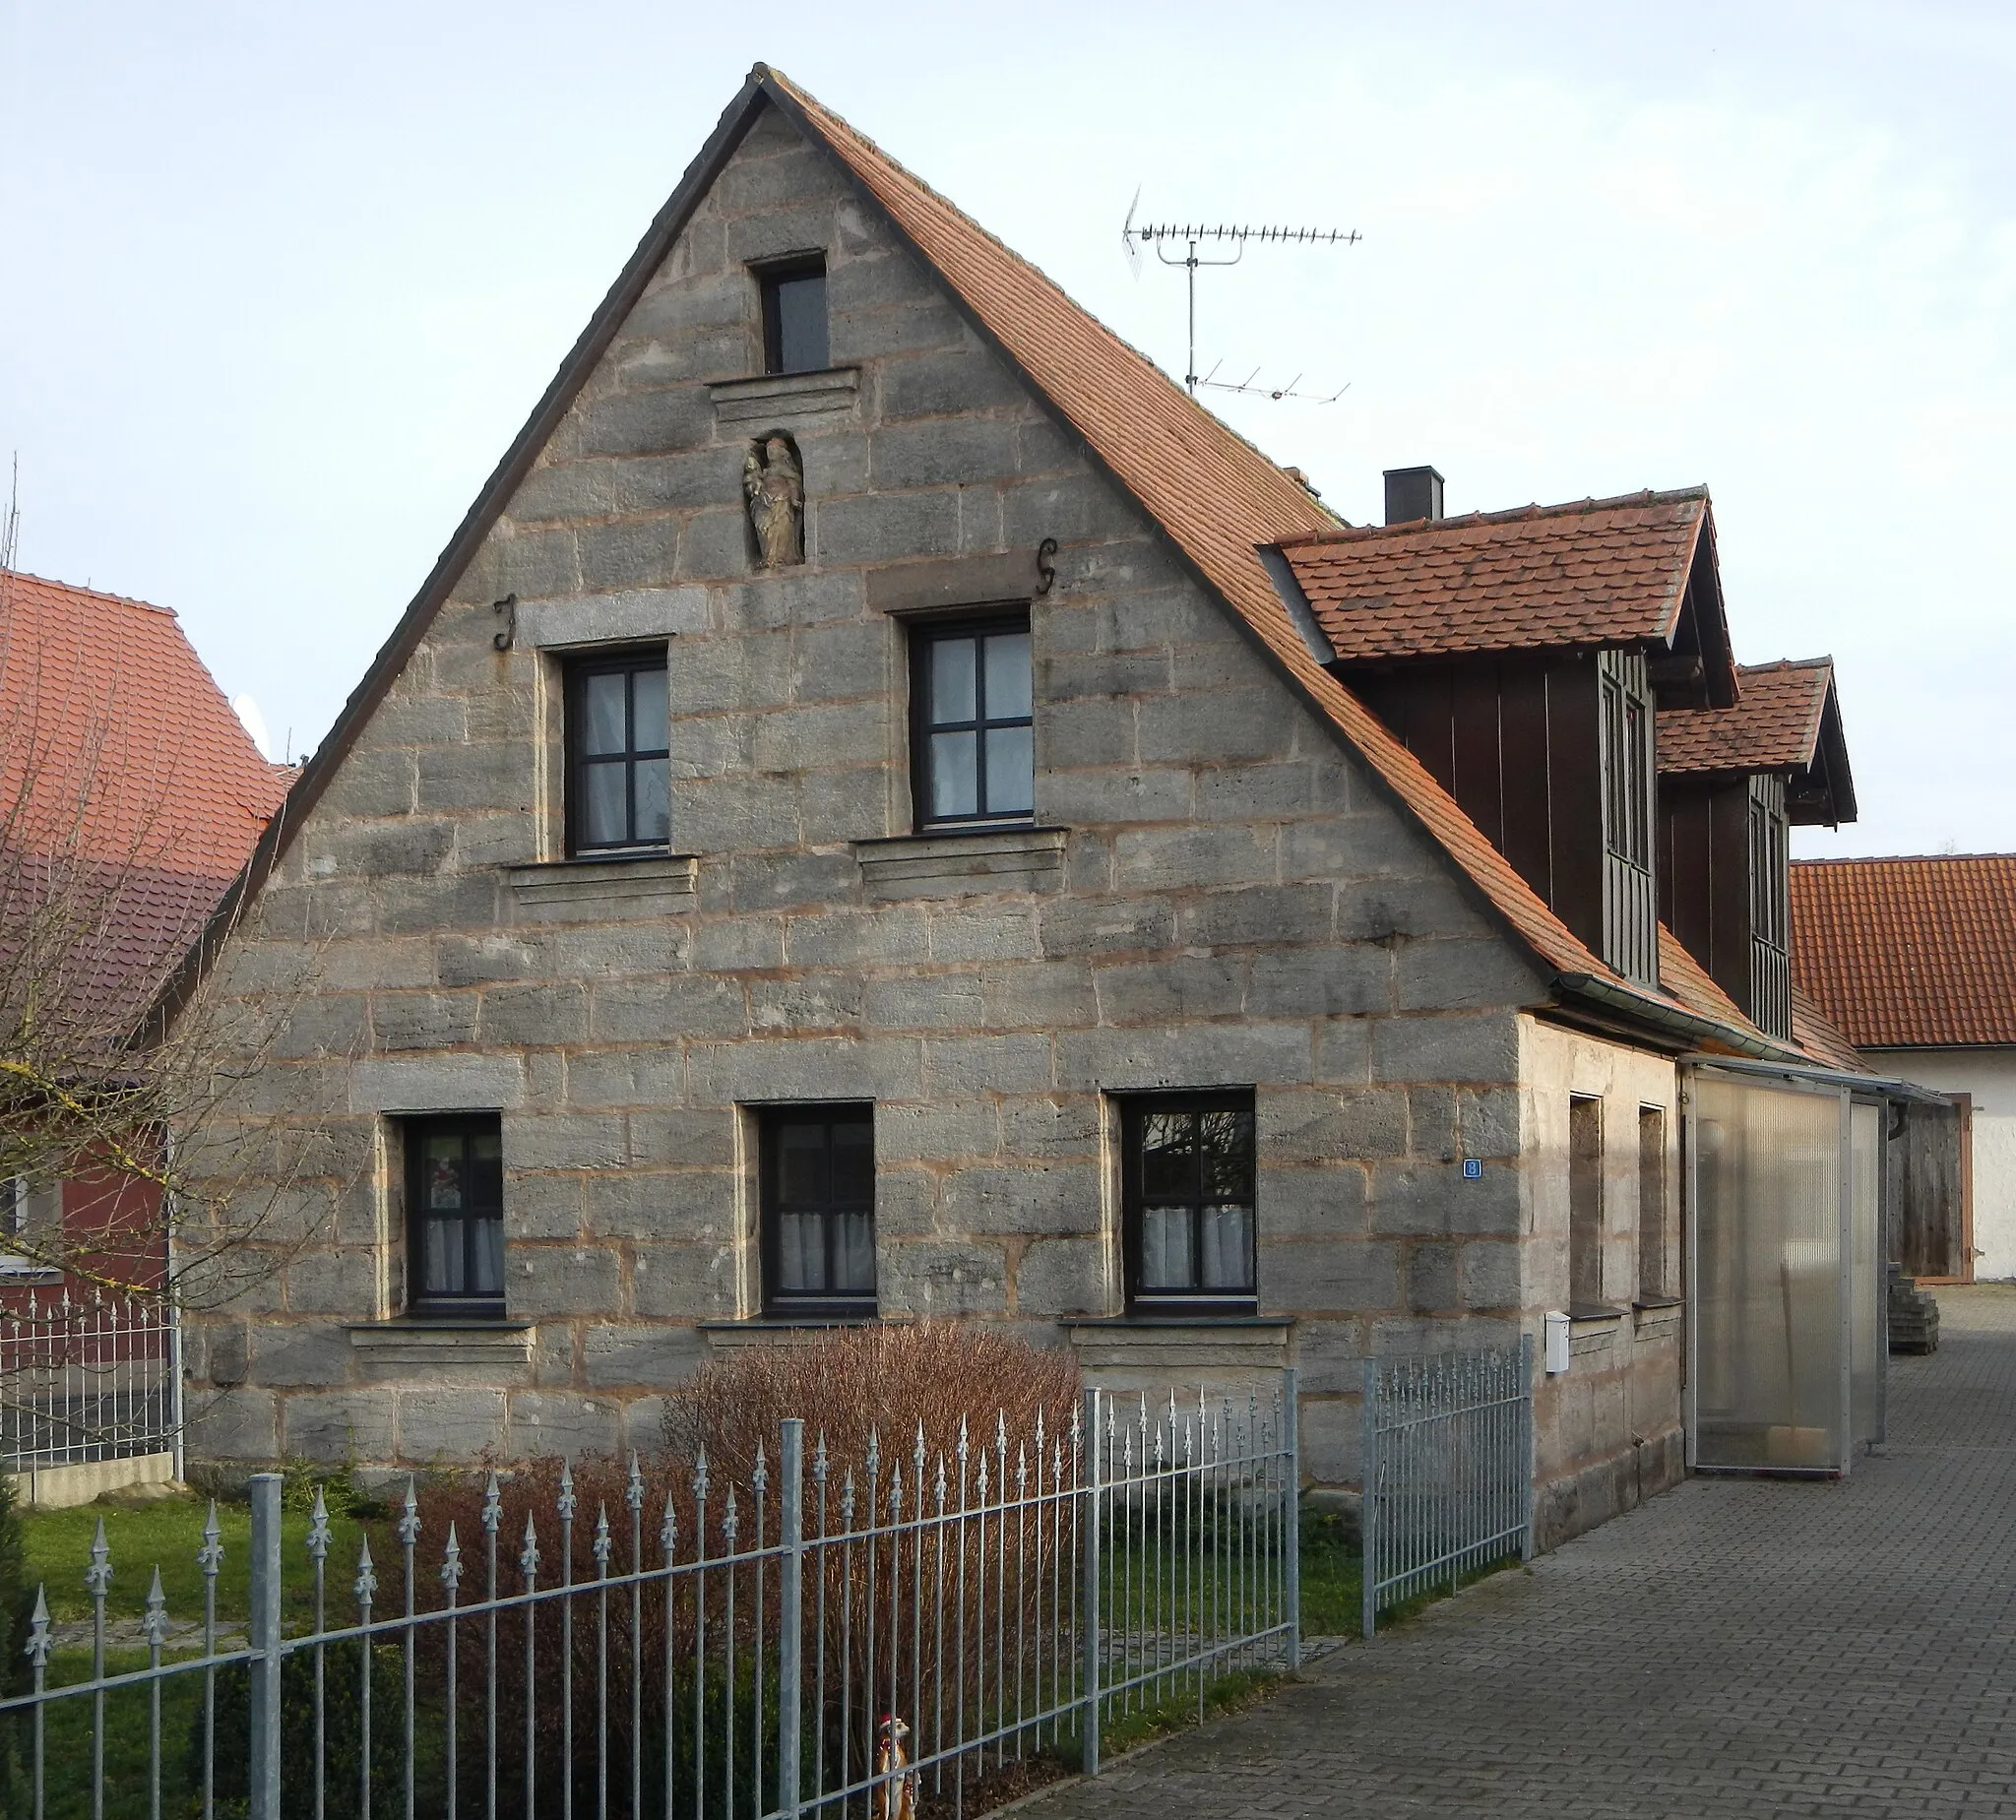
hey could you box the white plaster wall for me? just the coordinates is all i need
[1863,1048,2016,1280]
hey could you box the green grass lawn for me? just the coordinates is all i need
[25,1492,372,1629]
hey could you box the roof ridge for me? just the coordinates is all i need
[0,567,179,618]
[759,66,1344,528]
[1792,852,2016,866]
[1276,485,1710,547]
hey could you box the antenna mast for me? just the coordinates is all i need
[1,454,19,571]
[1123,217,1360,395]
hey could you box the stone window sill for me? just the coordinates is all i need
[1566,1305,1624,1357]
[708,367,859,427]
[853,826,1067,901]
[346,1319,536,1379]
[700,1314,907,1350]
[1632,1297,1684,1340]
[505,853,697,920]
[1063,1316,1292,1372]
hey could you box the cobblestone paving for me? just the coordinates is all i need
[1033,1287,2016,1818]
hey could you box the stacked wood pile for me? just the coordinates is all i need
[1888,1266,1940,1354]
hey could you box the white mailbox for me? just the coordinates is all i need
[1544,1309,1572,1375]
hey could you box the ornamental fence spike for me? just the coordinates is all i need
[626,1451,645,1514]
[399,1475,421,1546]
[557,1460,577,1523]
[482,1472,502,1534]
[593,1507,612,1569]
[354,1537,378,1605]
[142,1567,168,1650]
[520,1514,540,1580]
[25,1586,50,1665]
[442,1524,464,1593]
[85,1518,111,1597]
[199,1502,224,1576]
[306,1488,330,1562]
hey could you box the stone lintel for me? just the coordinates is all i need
[853,826,1067,902]
[709,367,860,427]
[699,1315,911,1351]
[865,549,1042,617]
[519,589,708,650]
[505,853,699,921]
[347,1320,536,1381]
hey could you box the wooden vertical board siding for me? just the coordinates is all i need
[1549,653,1606,964]
[1659,781,1714,966]
[1596,650,1657,986]
[1746,773,1792,1039]
[1708,781,1751,1013]
[1499,657,1555,906]
[1452,663,1506,850]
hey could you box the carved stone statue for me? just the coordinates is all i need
[743,434,804,567]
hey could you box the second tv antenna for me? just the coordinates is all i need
[1124,198,1359,397]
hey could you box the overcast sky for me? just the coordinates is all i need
[3,1,2011,856]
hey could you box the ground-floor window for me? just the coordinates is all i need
[1637,1104,1669,1300]
[1120,1092,1257,1313]
[761,1104,877,1317]
[1569,1095,1606,1312]
[405,1115,505,1316]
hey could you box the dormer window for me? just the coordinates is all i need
[1747,775,1792,1038]
[1599,649,1658,984]
[759,257,829,375]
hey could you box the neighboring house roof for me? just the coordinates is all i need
[0,567,288,1024]
[1791,855,2016,1048]
[1791,984,1869,1074]
[1274,491,1734,683]
[1657,658,1857,826]
[174,65,1796,1063]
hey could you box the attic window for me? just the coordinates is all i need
[759,257,829,376]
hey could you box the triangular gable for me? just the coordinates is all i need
[164,65,1787,1060]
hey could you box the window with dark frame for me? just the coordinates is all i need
[760,1104,876,1316]
[567,652,670,855]
[1568,1095,1606,1312]
[405,1115,505,1315]
[911,616,1034,828]
[1637,1105,1668,1302]
[1748,793,1789,953]
[1121,1093,1257,1312]
[1601,665,1652,870]
[759,257,830,376]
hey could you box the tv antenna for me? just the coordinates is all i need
[1123,196,1359,397]
[1,454,19,571]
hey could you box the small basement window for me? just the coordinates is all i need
[760,257,830,376]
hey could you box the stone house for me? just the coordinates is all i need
[173,67,1890,1542]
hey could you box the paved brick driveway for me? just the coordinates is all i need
[1034,1286,2016,1819]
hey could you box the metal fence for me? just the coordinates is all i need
[1,1371,1298,1819]
[0,1289,179,1475]
[1359,1339,1533,1638]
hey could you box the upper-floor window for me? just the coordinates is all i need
[0,1176,60,1278]
[1748,784,1789,953]
[406,1115,504,1316]
[760,1104,876,1317]
[567,651,669,854]
[1601,654,1653,871]
[912,616,1034,828]
[1121,1093,1257,1313]
[760,257,829,375]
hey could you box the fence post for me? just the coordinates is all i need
[246,1472,284,1820]
[1078,1387,1102,1778]
[1282,1365,1300,1671]
[778,1418,803,1820]
[1518,1332,1537,1562]
[1359,1356,1377,1641]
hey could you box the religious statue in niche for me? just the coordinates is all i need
[743,432,805,567]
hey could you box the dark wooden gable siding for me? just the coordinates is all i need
[1657,770,1792,1039]
[1350,650,1658,983]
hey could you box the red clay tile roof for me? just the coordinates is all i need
[0,567,286,1022]
[1791,985,1868,1073]
[1274,491,1707,661]
[1658,659,1832,775]
[1791,855,2016,1048]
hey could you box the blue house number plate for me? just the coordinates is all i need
[1462,1158,1482,1179]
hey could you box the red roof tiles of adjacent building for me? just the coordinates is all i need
[1658,659,1832,775]
[1791,855,2016,1048]
[1275,491,1708,662]
[0,568,288,1021]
